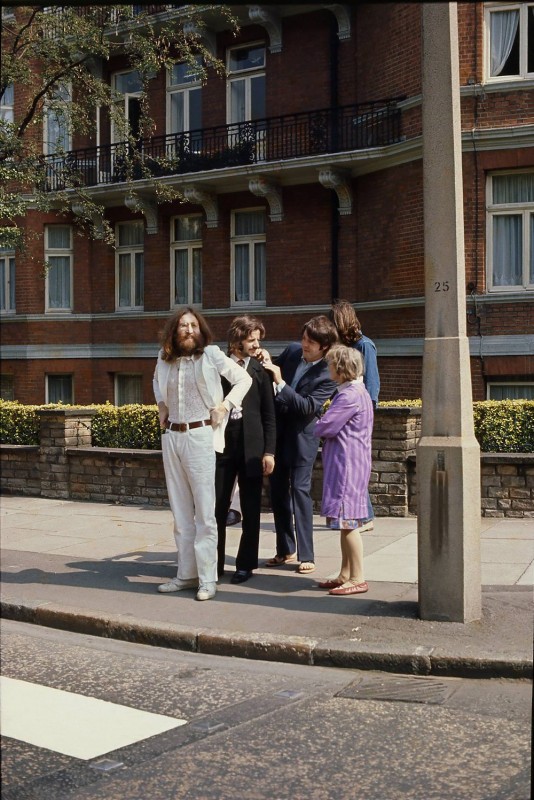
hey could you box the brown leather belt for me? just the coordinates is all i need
[165,419,212,432]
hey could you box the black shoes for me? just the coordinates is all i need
[230,570,253,584]
[226,510,242,526]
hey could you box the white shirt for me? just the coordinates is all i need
[167,356,210,424]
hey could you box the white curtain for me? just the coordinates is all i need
[530,213,534,285]
[490,9,519,76]
[492,215,522,286]
[48,256,70,308]
[254,242,266,301]
[192,249,202,304]
[493,173,534,204]
[234,244,249,301]
[118,254,132,307]
[174,250,188,304]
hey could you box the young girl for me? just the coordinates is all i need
[314,345,374,595]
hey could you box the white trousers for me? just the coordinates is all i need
[161,426,217,585]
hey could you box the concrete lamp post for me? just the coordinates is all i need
[417,2,482,622]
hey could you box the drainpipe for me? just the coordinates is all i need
[330,12,340,301]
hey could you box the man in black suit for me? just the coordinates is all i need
[261,316,338,574]
[215,315,276,584]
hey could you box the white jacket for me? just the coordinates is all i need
[153,344,252,453]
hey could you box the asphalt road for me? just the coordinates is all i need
[1,620,531,800]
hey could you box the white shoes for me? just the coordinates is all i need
[157,578,198,593]
[196,583,216,601]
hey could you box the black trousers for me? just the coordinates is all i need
[215,421,263,574]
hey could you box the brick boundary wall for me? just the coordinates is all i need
[1,409,533,518]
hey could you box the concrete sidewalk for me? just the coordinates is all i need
[1,495,533,678]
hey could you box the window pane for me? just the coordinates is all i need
[48,256,70,308]
[0,260,5,310]
[48,375,73,403]
[234,210,265,236]
[174,216,202,241]
[489,384,534,400]
[492,215,522,286]
[174,250,188,304]
[118,222,143,246]
[171,59,202,85]
[254,242,266,301]
[134,252,144,307]
[170,91,185,133]
[229,46,265,72]
[530,212,534,284]
[0,375,14,401]
[250,75,266,120]
[118,253,132,306]
[117,375,142,405]
[47,226,71,249]
[189,87,202,130]
[230,79,246,124]
[493,174,534,204]
[115,71,142,94]
[490,9,520,77]
[1,83,14,105]
[192,248,202,304]
[8,257,15,309]
[234,244,249,301]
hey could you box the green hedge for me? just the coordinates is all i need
[0,401,162,450]
[1,399,533,453]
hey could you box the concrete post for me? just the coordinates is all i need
[417,3,482,622]
[38,409,95,499]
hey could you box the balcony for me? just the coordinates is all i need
[41,100,404,193]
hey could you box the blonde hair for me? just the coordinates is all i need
[326,344,363,382]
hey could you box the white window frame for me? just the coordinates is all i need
[167,58,203,137]
[0,83,14,123]
[44,225,73,312]
[0,249,15,314]
[230,207,266,307]
[487,381,534,399]
[115,374,143,406]
[170,214,203,307]
[46,374,73,404]
[115,222,144,311]
[486,170,534,292]
[226,42,266,126]
[484,2,534,83]
[111,70,143,145]
[43,82,72,155]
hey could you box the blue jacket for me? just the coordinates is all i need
[355,334,380,406]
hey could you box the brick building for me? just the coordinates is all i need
[1,3,533,406]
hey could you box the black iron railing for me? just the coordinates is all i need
[41,100,404,192]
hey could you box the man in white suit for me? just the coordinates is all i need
[153,307,251,600]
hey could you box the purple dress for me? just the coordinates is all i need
[314,381,374,526]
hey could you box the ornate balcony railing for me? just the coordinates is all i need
[40,100,404,192]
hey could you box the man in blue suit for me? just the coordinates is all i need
[261,315,338,574]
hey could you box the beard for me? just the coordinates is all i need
[176,331,204,356]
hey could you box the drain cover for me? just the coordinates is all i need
[336,674,457,705]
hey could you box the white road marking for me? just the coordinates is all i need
[0,676,186,760]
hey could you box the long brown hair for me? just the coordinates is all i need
[328,299,361,346]
[158,307,213,361]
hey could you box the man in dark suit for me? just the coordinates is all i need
[261,315,338,574]
[215,315,276,584]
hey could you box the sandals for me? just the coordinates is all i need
[296,561,316,574]
[265,553,297,566]
[329,580,368,596]
[317,577,344,589]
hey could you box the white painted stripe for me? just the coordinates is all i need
[0,677,186,760]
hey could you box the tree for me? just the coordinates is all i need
[0,4,237,248]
